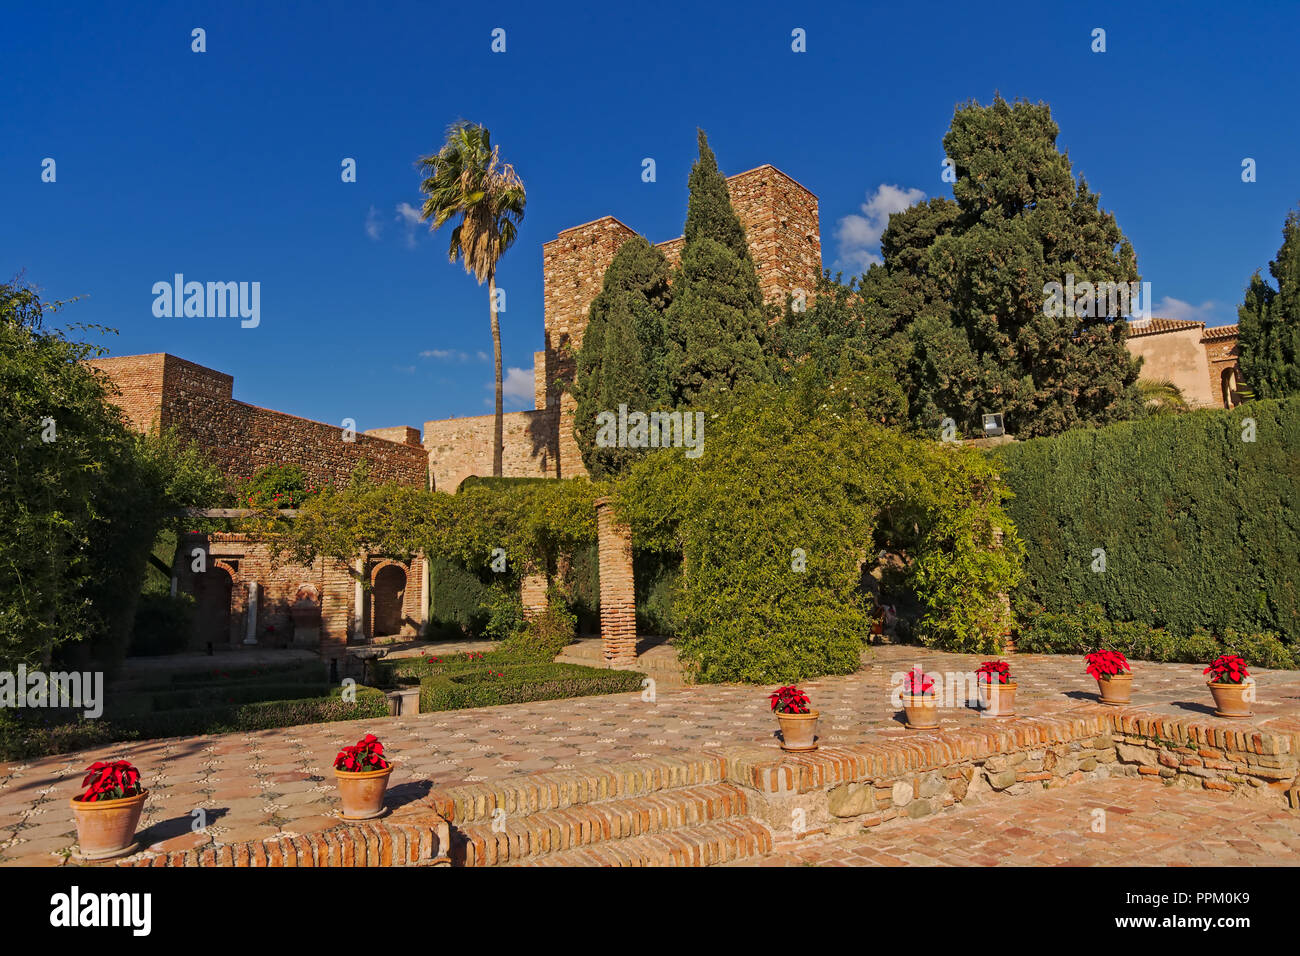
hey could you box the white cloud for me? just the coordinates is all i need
[1151,296,1222,325]
[395,202,422,248]
[500,366,534,408]
[420,348,490,363]
[364,205,383,240]
[835,184,927,273]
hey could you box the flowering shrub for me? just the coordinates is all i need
[1084,649,1131,680]
[769,686,811,715]
[77,760,142,802]
[333,733,390,772]
[976,661,1012,685]
[1204,655,1250,685]
[904,668,935,696]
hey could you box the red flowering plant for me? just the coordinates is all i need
[1085,650,1131,681]
[903,668,936,698]
[77,761,143,803]
[333,734,391,773]
[1203,655,1250,685]
[769,686,811,715]
[976,661,1012,685]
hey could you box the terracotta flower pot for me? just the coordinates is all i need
[776,711,819,751]
[1207,681,1253,719]
[902,693,940,730]
[1096,672,1133,706]
[979,680,1017,717]
[70,790,147,861]
[335,764,395,819]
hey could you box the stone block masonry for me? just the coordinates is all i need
[423,406,559,491]
[89,353,428,490]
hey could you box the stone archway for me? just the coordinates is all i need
[194,563,235,648]
[1222,367,1241,408]
[371,563,407,638]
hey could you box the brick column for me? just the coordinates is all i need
[521,573,549,621]
[595,497,637,669]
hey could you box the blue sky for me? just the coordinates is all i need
[5,0,1298,432]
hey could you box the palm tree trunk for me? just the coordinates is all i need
[489,274,504,477]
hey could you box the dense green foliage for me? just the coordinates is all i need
[996,397,1300,644]
[799,97,1143,439]
[1016,604,1296,669]
[0,284,225,673]
[425,556,494,638]
[127,592,196,657]
[500,592,577,659]
[572,237,674,476]
[663,130,772,404]
[615,381,1023,682]
[1237,208,1300,399]
[242,463,319,508]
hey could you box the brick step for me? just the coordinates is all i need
[452,782,753,866]
[514,818,774,867]
[430,754,727,826]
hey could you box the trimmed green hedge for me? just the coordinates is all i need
[1016,604,1297,668]
[426,556,494,638]
[418,664,644,711]
[996,397,1300,643]
[0,686,388,761]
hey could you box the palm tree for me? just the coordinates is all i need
[418,122,526,477]
[1137,377,1189,415]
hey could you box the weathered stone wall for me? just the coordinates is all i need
[422,406,560,492]
[89,353,428,489]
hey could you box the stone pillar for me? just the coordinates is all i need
[243,582,259,644]
[419,555,431,636]
[521,573,549,621]
[595,497,637,669]
[353,556,366,641]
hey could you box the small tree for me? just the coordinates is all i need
[572,236,672,476]
[1238,208,1300,399]
[663,130,772,405]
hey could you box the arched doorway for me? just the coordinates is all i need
[1222,367,1241,408]
[371,564,407,637]
[194,565,234,647]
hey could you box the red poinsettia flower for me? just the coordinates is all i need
[1204,655,1250,685]
[78,760,142,802]
[976,661,1012,685]
[1085,649,1131,681]
[769,686,811,715]
[904,668,935,696]
[334,734,390,772]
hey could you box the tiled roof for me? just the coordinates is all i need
[1124,316,1204,337]
[1201,323,1239,342]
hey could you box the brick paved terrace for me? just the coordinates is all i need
[2,645,1298,866]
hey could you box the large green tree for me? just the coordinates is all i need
[418,122,527,476]
[663,130,772,405]
[844,97,1143,438]
[1237,208,1300,399]
[571,236,673,476]
[0,284,224,672]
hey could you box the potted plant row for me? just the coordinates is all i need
[976,660,1016,717]
[1085,649,1133,705]
[70,760,148,861]
[334,733,396,819]
[769,686,818,751]
[902,667,940,730]
[1204,655,1253,719]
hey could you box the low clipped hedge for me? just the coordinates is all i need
[1016,605,1297,669]
[0,686,388,761]
[167,661,328,686]
[108,681,335,715]
[418,663,644,712]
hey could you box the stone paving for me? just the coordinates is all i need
[3,646,1299,866]
[732,777,1300,866]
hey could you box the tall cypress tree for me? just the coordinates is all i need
[572,236,672,476]
[663,130,771,405]
[866,95,1142,438]
[1238,208,1300,399]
